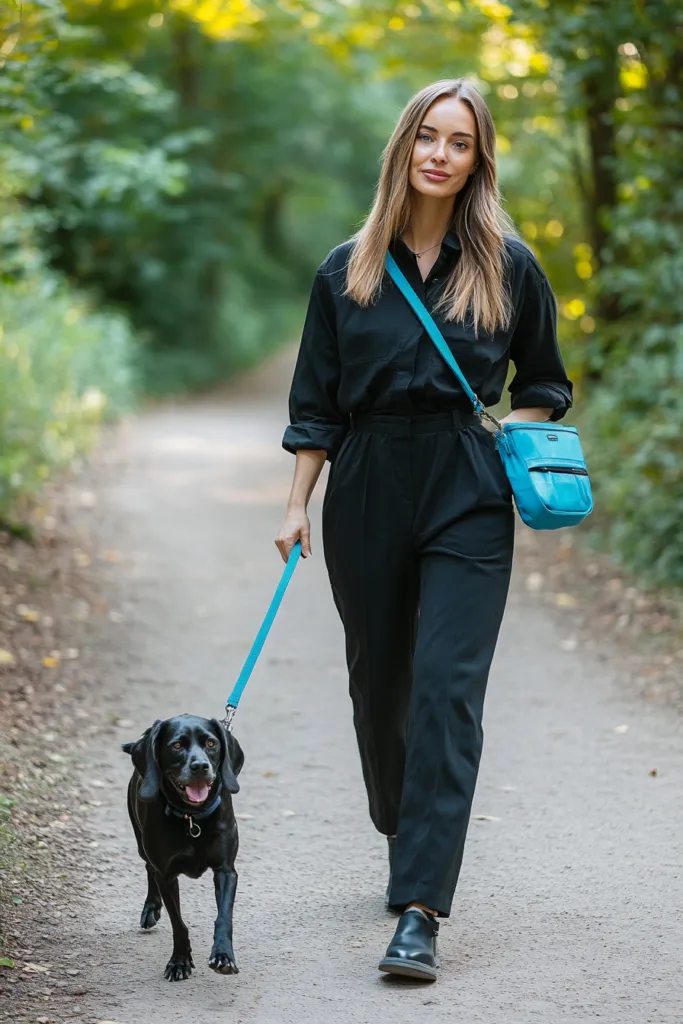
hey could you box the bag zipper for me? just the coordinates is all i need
[530,466,588,476]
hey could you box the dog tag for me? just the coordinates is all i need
[188,817,202,839]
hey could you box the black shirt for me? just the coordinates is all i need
[283,230,573,461]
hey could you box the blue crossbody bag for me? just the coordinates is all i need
[385,251,593,531]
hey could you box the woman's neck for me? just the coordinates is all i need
[405,194,455,253]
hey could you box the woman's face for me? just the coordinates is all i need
[408,96,479,199]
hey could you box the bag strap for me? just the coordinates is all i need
[385,250,501,430]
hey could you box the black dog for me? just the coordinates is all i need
[122,714,244,981]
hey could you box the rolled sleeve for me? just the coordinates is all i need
[508,257,574,422]
[282,265,347,461]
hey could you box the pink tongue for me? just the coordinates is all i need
[185,781,210,804]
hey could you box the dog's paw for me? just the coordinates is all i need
[164,952,194,982]
[209,951,239,975]
[140,901,162,930]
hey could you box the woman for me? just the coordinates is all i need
[276,78,572,981]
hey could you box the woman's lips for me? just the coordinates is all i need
[421,170,450,182]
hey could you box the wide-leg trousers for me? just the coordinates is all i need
[322,410,515,917]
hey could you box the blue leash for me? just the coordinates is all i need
[224,541,303,730]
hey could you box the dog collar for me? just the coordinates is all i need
[165,792,222,838]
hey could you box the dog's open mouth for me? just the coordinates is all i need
[170,777,213,806]
[185,781,211,805]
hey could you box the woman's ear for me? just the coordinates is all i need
[125,720,164,802]
[210,719,243,795]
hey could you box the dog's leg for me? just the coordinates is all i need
[140,863,163,930]
[208,868,238,975]
[127,793,163,931]
[157,875,194,982]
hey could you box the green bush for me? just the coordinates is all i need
[0,270,137,516]
[580,343,683,587]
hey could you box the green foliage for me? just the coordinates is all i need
[0,263,137,514]
[4,1,394,392]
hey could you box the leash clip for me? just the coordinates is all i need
[187,816,202,839]
[224,704,236,733]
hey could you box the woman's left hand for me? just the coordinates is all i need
[499,407,553,426]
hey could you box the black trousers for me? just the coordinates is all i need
[322,410,515,917]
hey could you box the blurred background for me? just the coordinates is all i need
[0,0,682,583]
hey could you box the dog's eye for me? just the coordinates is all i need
[206,739,216,748]
[171,742,183,750]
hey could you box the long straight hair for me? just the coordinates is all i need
[344,79,515,335]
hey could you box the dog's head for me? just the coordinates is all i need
[122,714,244,808]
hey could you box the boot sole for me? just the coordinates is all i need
[378,957,437,981]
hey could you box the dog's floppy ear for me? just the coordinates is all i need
[122,720,164,802]
[210,719,243,795]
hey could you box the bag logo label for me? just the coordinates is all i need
[547,434,559,441]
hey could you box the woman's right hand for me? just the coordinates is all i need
[275,507,311,562]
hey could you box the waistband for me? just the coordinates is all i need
[349,410,479,436]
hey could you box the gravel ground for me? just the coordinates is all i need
[2,349,682,1024]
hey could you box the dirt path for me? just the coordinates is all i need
[63,351,682,1023]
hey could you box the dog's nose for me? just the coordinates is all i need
[189,758,210,775]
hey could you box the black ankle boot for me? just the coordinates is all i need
[378,907,439,981]
[385,836,396,911]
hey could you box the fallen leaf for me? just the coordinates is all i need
[42,656,60,669]
[73,549,91,568]
[91,780,106,788]
[525,572,544,593]
[16,604,39,623]
[281,810,296,818]
[102,549,121,563]
[614,724,629,734]
[472,814,500,822]
[262,770,278,778]
[235,814,254,821]
[559,638,578,652]
[649,768,658,777]
[554,593,577,609]
[0,958,14,968]
[23,962,50,973]
[0,648,16,666]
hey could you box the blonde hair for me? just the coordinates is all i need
[344,78,515,335]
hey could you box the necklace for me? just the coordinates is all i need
[403,232,443,260]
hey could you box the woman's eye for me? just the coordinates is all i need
[453,141,468,150]
[419,133,433,143]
